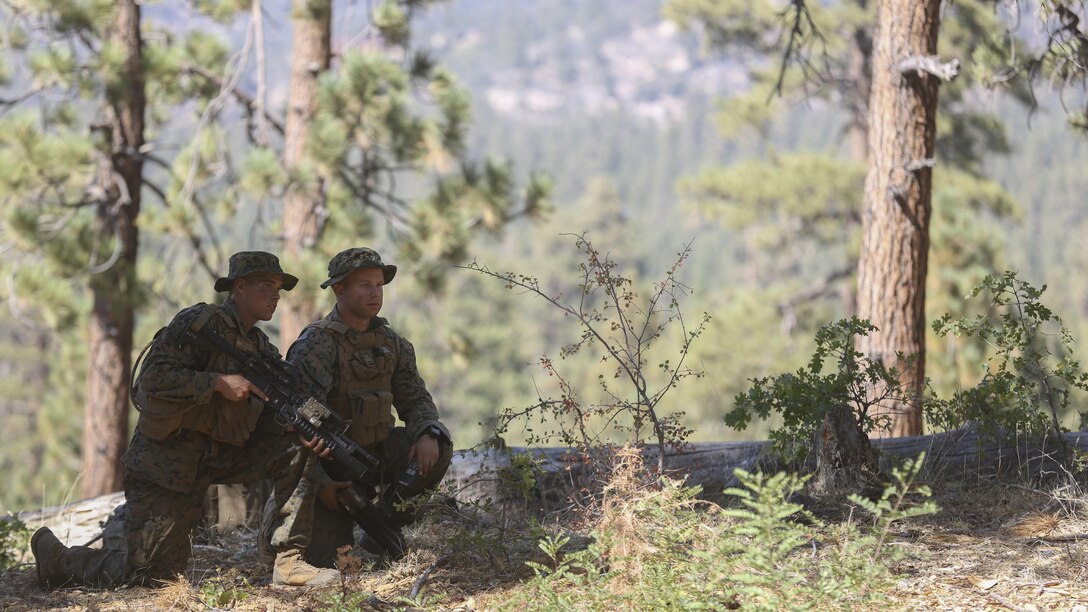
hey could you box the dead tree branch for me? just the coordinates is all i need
[897,55,960,81]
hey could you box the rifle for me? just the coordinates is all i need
[189,325,407,559]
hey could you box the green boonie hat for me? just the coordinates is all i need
[214,251,299,293]
[320,247,397,289]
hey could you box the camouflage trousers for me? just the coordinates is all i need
[51,409,312,588]
[271,427,453,568]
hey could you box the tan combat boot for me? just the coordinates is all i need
[272,548,340,586]
[30,527,70,590]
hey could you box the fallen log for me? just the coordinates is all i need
[10,425,1088,547]
[442,426,1088,513]
[11,491,125,549]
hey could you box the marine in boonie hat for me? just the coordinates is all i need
[214,251,300,293]
[320,247,397,289]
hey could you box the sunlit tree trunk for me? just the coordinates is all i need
[81,0,146,497]
[856,0,942,437]
[281,0,332,346]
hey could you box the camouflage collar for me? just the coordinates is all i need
[222,297,263,337]
[328,305,387,332]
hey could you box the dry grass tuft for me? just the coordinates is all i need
[153,575,201,610]
[592,445,701,584]
[595,449,656,579]
[1002,512,1062,538]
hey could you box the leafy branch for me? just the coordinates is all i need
[930,271,1088,453]
[728,318,913,464]
[462,232,709,472]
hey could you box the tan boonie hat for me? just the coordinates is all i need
[320,247,397,289]
[214,251,299,293]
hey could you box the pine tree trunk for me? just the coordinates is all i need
[855,0,941,438]
[81,0,145,498]
[280,0,332,347]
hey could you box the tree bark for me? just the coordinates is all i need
[80,0,145,498]
[808,402,880,496]
[855,0,942,437]
[280,0,332,347]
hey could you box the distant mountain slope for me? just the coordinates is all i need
[417,0,747,125]
[414,1,1088,303]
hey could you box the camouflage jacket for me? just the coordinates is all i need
[132,298,275,446]
[286,306,449,446]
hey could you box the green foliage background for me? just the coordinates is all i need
[1,0,1086,512]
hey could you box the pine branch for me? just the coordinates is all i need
[141,180,217,280]
[0,85,46,112]
[180,63,285,135]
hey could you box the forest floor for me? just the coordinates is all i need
[2,474,1088,611]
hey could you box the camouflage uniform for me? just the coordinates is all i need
[280,247,452,567]
[36,252,316,588]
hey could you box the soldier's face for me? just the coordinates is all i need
[334,267,384,324]
[233,273,284,323]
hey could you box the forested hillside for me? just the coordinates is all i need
[1,0,1086,513]
[7,2,1088,610]
[406,0,1088,437]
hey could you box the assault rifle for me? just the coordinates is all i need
[189,325,408,559]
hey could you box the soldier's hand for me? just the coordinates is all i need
[301,434,334,459]
[409,434,440,478]
[214,374,268,402]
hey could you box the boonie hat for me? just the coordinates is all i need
[320,247,397,289]
[214,251,299,293]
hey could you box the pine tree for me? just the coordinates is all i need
[279,0,332,344]
[0,0,149,497]
[855,0,945,437]
[667,0,1028,436]
[189,1,551,345]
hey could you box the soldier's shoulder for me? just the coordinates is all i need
[161,302,219,339]
[374,317,403,337]
[289,321,339,354]
[171,301,213,321]
[308,317,352,336]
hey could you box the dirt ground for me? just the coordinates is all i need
[886,478,1088,611]
[3,477,1088,611]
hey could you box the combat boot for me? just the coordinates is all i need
[30,527,71,590]
[272,548,340,586]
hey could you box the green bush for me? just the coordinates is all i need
[726,317,909,463]
[197,571,251,609]
[497,453,937,610]
[928,271,1088,442]
[0,516,29,570]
